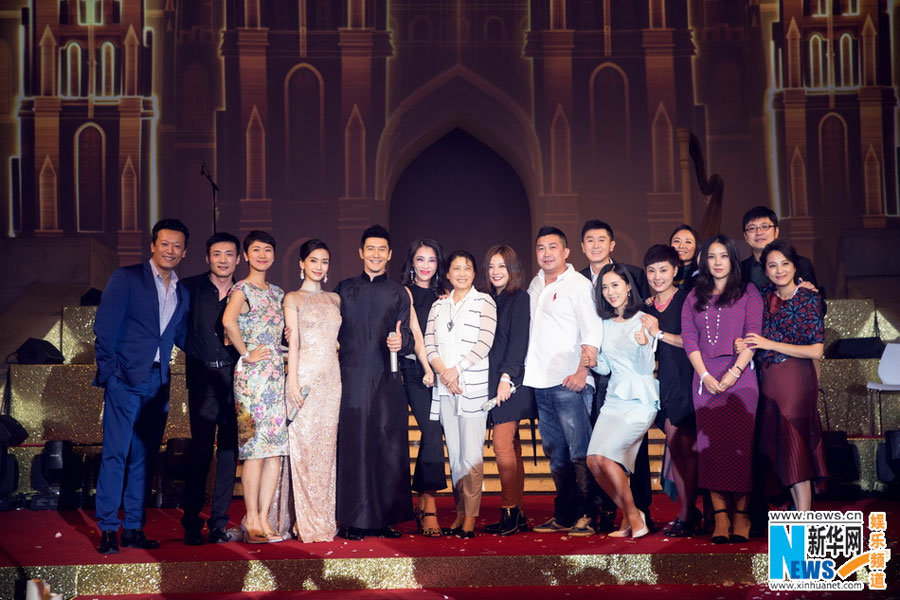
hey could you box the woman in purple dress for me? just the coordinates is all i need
[681,234,762,544]
[738,240,826,511]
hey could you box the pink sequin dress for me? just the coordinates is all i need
[286,290,342,542]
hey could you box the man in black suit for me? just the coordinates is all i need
[740,206,818,291]
[578,219,653,532]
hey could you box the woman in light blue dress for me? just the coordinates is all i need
[586,263,659,539]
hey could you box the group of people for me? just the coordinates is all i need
[90,205,828,553]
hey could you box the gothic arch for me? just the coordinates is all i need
[283,63,325,191]
[74,122,106,232]
[817,112,850,213]
[588,62,630,187]
[375,66,542,219]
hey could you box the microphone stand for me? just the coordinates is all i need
[200,162,220,234]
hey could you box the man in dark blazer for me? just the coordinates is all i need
[93,219,190,554]
[740,205,818,291]
[578,219,653,532]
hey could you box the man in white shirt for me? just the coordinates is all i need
[523,226,604,536]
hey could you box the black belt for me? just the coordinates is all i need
[205,360,234,369]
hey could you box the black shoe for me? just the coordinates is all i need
[497,507,522,536]
[208,527,230,544]
[370,527,402,539]
[484,510,504,534]
[517,510,529,532]
[121,528,160,549]
[441,526,463,536]
[457,529,476,539]
[595,510,617,534]
[97,530,119,554]
[184,528,205,546]
[337,526,365,541]
[663,518,694,538]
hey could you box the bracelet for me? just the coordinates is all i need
[699,371,710,382]
[698,371,710,395]
[728,367,741,378]
[733,363,744,372]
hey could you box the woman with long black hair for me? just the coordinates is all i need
[399,238,447,536]
[681,234,762,544]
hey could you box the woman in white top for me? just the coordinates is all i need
[425,251,497,538]
[586,263,659,539]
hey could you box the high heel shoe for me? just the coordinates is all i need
[608,521,632,538]
[262,529,284,543]
[711,509,730,545]
[418,512,442,537]
[632,511,650,539]
[240,519,268,544]
[729,509,751,544]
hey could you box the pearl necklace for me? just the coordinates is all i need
[704,305,722,345]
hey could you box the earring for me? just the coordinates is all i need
[324,274,328,283]
[410,268,415,281]
[300,267,305,280]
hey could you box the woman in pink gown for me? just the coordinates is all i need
[282,239,342,542]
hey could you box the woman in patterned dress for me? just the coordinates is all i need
[738,240,827,511]
[282,239,342,542]
[222,230,287,543]
[681,234,762,544]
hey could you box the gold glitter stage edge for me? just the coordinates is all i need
[0,553,773,596]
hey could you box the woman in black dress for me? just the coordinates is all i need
[400,238,447,536]
[482,245,536,535]
[670,224,699,290]
[640,244,699,536]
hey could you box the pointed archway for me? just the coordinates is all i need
[389,129,531,272]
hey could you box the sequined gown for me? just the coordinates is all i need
[285,290,342,542]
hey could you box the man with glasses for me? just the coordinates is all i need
[740,206,818,291]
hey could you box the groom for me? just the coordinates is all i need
[334,225,415,540]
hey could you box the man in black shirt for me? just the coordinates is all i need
[180,232,241,545]
[740,206,818,291]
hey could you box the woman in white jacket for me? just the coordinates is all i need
[425,250,497,538]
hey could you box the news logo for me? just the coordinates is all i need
[768,510,890,592]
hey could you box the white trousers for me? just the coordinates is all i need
[439,394,488,517]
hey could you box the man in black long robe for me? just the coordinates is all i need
[335,225,414,539]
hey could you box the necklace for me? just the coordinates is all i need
[446,293,469,331]
[653,291,675,312]
[704,305,722,345]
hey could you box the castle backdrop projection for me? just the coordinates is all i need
[1,0,897,296]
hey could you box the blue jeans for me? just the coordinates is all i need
[535,384,594,526]
[95,367,169,532]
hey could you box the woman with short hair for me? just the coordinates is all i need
[425,251,497,538]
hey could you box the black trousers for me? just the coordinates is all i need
[401,359,447,493]
[590,374,653,516]
[181,364,238,532]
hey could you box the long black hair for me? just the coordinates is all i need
[400,237,446,294]
[692,234,747,312]
[595,263,643,319]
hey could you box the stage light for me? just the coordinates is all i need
[30,440,82,510]
[151,437,191,509]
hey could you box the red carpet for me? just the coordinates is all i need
[1,494,896,599]
[0,494,779,567]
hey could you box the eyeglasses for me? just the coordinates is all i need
[744,224,774,234]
